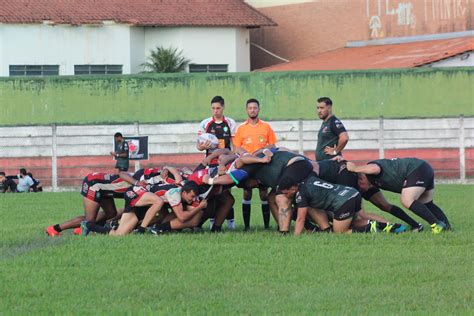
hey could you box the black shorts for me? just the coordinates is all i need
[336,167,358,188]
[276,159,313,193]
[115,164,129,172]
[333,193,362,221]
[124,205,148,221]
[361,186,381,200]
[404,161,434,190]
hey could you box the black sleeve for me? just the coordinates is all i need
[240,163,260,175]
[132,169,145,180]
[329,117,347,136]
[295,185,310,208]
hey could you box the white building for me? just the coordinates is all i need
[0,0,275,76]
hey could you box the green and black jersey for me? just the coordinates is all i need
[241,151,301,188]
[367,158,424,193]
[316,159,341,183]
[115,140,130,170]
[316,115,346,161]
[296,174,359,212]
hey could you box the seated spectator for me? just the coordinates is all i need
[28,172,43,192]
[0,172,17,193]
[16,168,34,193]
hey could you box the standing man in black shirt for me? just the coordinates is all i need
[110,132,129,174]
[315,97,349,161]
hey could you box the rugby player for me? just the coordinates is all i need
[347,158,451,234]
[315,159,423,231]
[83,181,206,236]
[315,97,349,161]
[277,173,407,235]
[202,148,313,232]
[197,96,237,229]
[45,167,180,236]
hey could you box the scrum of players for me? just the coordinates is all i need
[45,145,451,237]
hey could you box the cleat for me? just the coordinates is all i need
[431,222,446,234]
[411,223,424,232]
[227,219,235,230]
[148,225,163,235]
[72,227,82,235]
[45,226,61,237]
[80,220,90,236]
[133,226,146,234]
[209,218,215,231]
[105,220,119,231]
[369,220,378,233]
[389,223,408,234]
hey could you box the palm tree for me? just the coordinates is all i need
[141,46,190,73]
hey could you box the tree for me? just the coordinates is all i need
[141,46,190,73]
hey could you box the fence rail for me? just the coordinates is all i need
[0,116,473,190]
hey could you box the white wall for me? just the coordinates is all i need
[0,24,251,76]
[235,28,251,72]
[0,118,472,157]
[0,23,132,76]
[130,27,145,74]
[428,51,474,68]
[144,27,250,72]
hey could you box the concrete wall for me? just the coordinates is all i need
[249,0,473,69]
[0,68,472,126]
[0,117,473,187]
[0,24,250,76]
[0,23,132,76]
[430,51,474,67]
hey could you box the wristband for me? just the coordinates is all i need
[208,178,214,185]
[333,150,337,155]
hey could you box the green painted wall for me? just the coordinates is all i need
[0,68,472,125]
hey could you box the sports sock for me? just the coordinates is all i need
[261,201,270,229]
[425,201,451,228]
[154,222,172,233]
[242,200,251,229]
[389,205,419,227]
[53,224,62,233]
[86,222,111,234]
[226,207,235,220]
[211,224,222,232]
[409,200,438,225]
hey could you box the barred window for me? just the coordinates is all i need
[74,65,122,75]
[189,64,228,73]
[9,65,59,76]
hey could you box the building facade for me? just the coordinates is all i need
[0,0,275,76]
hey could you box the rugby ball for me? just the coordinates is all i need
[197,133,219,149]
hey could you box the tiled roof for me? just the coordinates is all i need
[258,36,474,72]
[0,0,276,27]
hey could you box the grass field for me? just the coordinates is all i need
[1,184,473,314]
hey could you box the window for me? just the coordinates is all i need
[9,65,59,76]
[189,64,228,73]
[74,65,122,75]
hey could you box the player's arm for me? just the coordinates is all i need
[162,166,183,184]
[115,142,129,158]
[119,171,140,185]
[324,120,348,155]
[202,148,231,166]
[172,200,206,223]
[294,207,308,236]
[346,162,381,175]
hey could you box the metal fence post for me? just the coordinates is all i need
[459,115,466,183]
[51,124,58,192]
[134,121,141,171]
[298,120,304,154]
[378,116,384,159]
